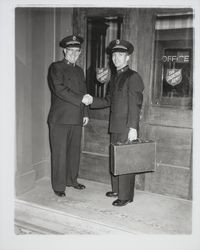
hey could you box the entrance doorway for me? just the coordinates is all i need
[86,16,123,97]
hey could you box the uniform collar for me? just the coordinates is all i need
[117,65,129,74]
[63,58,76,67]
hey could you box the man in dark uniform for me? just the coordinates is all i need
[90,39,144,206]
[48,35,93,197]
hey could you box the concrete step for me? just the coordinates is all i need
[15,199,132,234]
[15,178,192,234]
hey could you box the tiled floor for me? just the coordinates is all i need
[15,177,192,234]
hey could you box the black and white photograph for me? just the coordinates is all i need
[0,0,200,249]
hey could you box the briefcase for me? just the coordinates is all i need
[110,140,156,175]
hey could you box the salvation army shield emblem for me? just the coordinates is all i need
[165,69,182,86]
[96,67,111,84]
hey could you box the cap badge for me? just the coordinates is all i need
[116,39,120,44]
[73,36,76,41]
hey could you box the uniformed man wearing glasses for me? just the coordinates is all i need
[48,35,93,197]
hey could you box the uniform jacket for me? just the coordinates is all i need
[47,59,88,125]
[91,66,144,133]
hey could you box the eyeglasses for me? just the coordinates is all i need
[66,48,81,54]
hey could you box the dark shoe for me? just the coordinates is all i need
[112,199,133,207]
[73,183,86,190]
[54,191,66,197]
[106,191,118,197]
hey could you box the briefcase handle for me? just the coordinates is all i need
[115,138,152,145]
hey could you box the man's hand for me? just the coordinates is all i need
[82,94,93,106]
[83,117,89,126]
[128,128,137,142]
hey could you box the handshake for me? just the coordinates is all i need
[82,94,93,106]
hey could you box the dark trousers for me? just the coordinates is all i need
[110,131,135,200]
[49,123,82,192]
